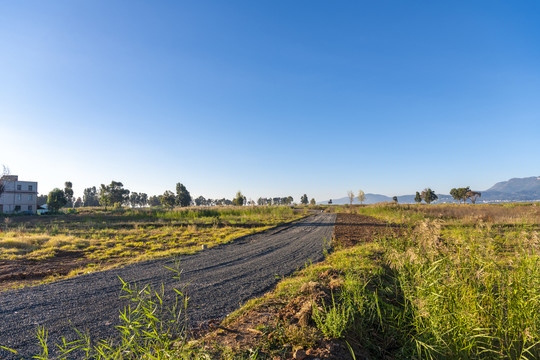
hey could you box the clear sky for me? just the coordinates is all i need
[1,1,539,202]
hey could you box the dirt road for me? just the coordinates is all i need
[0,213,335,358]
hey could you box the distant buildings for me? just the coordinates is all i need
[0,175,38,214]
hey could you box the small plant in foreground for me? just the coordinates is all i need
[312,292,351,339]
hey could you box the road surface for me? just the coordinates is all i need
[0,213,335,358]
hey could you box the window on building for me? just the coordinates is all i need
[14,205,21,212]
[28,185,33,191]
[17,185,21,191]
[17,194,21,201]
[28,205,33,211]
[28,194,33,201]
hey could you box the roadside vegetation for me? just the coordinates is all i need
[1,203,538,359]
[0,206,305,290]
[194,203,539,359]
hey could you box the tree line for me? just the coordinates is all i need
[43,181,317,211]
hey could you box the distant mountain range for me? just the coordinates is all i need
[320,176,540,205]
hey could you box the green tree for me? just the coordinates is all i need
[99,181,130,208]
[450,187,470,204]
[64,181,74,208]
[129,192,140,208]
[393,196,398,203]
[161,190,176,208]
[110,181,130,205]
[139,193,148,207]
[83,186,100,207]
[301,194,309,205]
[421,188,438,204]
[310,198,316,205]
[175,183,192,207]
[148,195,161,207]
[194,196,207,206]
[99,185,110,208]
[47,188,67,212]
[233,191,246,206]
[414,191,422,204]
[357,190,366,204]
[74,197,82,208]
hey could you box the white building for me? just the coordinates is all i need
[0,175,38,214]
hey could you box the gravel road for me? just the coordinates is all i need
[0,213,335,359]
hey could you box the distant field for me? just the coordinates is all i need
[0,206,306,290]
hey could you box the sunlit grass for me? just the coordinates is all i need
[210,204,540,359]
[0,206,305,286]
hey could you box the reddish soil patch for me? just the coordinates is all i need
[0,250,90,291]
[334,213,405,248]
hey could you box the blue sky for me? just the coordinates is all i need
[1,1,539,202]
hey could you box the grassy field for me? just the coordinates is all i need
[3,203,539,359]
[0,206,306,287]
[196,203,539,359]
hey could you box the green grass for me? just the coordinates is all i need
[207,204,540,359]
[3,204,538,359]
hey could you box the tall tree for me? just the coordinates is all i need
[161,190,176,208]
[233,191,246,206]
[47,188,67,212]
[139,193,148,207]
[421,188,438,204]
[99,181,130,208]
[176,183,192,207]
[357,190,366,204]
[83,186,100,207]
[129,192,140,208]
[301,194,309,205]
[450,187,470,204]
[466,190,481,204]
[194,196,207,206]
[148,195,161,207]
[414,191,422,204]
[74,197,83,208]
[347,191,354,205]
[310,198,316,205]
[64,182,74,208]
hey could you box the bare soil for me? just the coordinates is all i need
[0,250,91,291]
[334,213,405,248]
